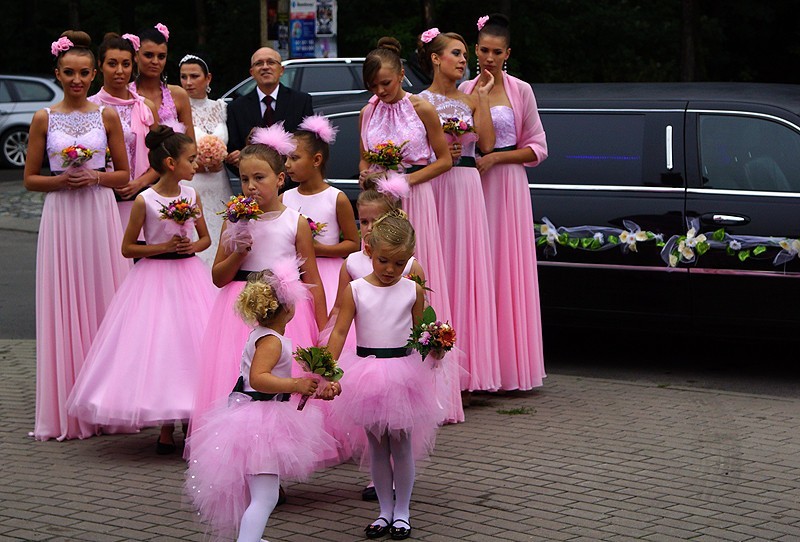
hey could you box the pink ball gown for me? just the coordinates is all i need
[331,277,440,464]
[420,90,502,392]
[66,185,215,426]
[32,106,131,441]
[186,326,338,539]
[282,184,346,311]
[460,73,549,390]
[189,208,320,440]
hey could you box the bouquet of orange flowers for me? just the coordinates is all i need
[159,197,201,236]
[219,195,264,252]
[57,144,96,169]
[196,135,228,170]
[406,306,456,361]
[441,116,478,149]
[363,140,408,171]
[293,346,343,410]
[303,214,328,239]
[218,195,263,223]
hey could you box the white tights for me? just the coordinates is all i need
[237,473,280,542]
[367,430,415,525]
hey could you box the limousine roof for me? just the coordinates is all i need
[533,83,800,115]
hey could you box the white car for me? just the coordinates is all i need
[0,75,63,167]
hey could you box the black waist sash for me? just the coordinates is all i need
[231,375,290,402]
[233,269,259,282]
[147,252,194,260]
[403,164,425,174]
[493,145,517,153]
[356,346,412,358]
[453,156,477,168]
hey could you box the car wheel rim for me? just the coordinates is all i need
[4,131,29,167]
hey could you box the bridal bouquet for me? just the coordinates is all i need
[363,140,408,171]
[57,144,96,169]
[293,346,343,410]
[406,306,456,361]
[159,197,201,236]
[219,195,263,252]
[196,135,228,170]
[303,214,328,239]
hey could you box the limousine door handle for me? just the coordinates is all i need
[701,213,749,226]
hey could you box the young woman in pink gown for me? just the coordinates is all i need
[282,115,360,312]
[418,29,502,392]
[24,31,131,441]
[189,125,327,443]
[460,14,549,390]
[129,23,194,141]
[89,32,159,240]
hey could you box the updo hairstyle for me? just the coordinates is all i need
[98,32,135,65]
[417,32,468,77]
[236,271,284,326]
[363,37,403,89]
[55,30,94,67]
[367,209,416,254]
[145,125,193,173]
[138,26,167,46]
[357,176,401,214]
[478,13,511,46]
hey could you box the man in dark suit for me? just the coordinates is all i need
[225,46,313,168]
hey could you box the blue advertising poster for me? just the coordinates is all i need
[290,0,316,58]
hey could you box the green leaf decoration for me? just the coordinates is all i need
[753,245,767,256]
[712,228,726,242]
[726,246,735,256]
[656,240,666,247]
[590,239,602,250]
[580,237,592,248]
[738,249,751,262]
[536,236,547,246]
[422,305,437,325]
[557,233,569,245]
[696,242,710,256]
[646,231,655,239]
[608,235,619,244]
[567,237,580,249]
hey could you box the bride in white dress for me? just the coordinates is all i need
[179,54,233,267]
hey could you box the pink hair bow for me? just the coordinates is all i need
[420,28,440,44]
[155,23,170,41]
[477,15,489,30]
[266,257,310,307]
[298,114,338,144]
[50,37,73,57]
[122,33,140,51]
[250,123,297,155]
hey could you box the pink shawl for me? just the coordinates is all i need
[94,87,155,179]
[459,72,548,167]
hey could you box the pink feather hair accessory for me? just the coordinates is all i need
[249,123,297,156]
[265,257,311,307]
[298,114,338,144]
[376,170,410,200]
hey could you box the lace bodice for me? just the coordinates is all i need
[130,81,185,134]
[88,96,135,177]
[45,108,108,172]
[491,106,517,148]
[351,277,416,349]
[420,91,476,158]
[190,97,228,142]
[365,95,431,165]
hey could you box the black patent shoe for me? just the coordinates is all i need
[389,519,411,540]
[365,517,390,539]
[277,485,287,506]
[362,484,378,501]
[155,437,176,455]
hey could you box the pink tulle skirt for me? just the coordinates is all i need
[481,163,546,390]
[34,186,131,441]
[66,256,214,426]
[316,256,343,313]
[432,166,501,392]
[186,394,338,539]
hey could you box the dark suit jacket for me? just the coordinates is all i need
[226,83,314,153]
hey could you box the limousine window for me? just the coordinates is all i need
[300,65,359,93]
[533,113,645,186]
[699,114,800,193]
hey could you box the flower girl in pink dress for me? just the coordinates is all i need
[190,125,327,439]
[186,264,339,542]
[328,211,441,540]
[67,125,215,452]
[282,115,360,312]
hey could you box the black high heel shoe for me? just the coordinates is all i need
[365,517,391,539]
[389,519,411,540]
[155,437,176,455]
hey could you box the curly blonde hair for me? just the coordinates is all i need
[367,209,415,254]
[235,271,283,326]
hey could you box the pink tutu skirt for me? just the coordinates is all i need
[67,256,214,426]
[316,256,344,313]
[186,394,338,539]
[331,350,440,463]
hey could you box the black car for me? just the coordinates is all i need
[323,83,800,337]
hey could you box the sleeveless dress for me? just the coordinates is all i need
[131,81,186,134]
[189,208,320,439]
[183,97,232,267]
[331,278,440,465]
[484,106,546,390]
[66,185,216,426]
[186,326,338,539]
[420,90,502,392]
[282,185,345,311]
[32,107,131,441]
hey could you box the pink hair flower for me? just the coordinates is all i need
[122,33,140,51]
[298,114,338,144]
[50,36,73,57]
[155,23,170,41]
[249,123,297,156]
[266,257,311,307]
[420,28,440,44]
[376,170,410,201]
[477,15,489,30]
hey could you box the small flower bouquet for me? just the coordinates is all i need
[441,116,478,146]
[159,197,201,236]
[219,195,263,252]
[57,144,96,169]
[363,140,408,171]
[302,214,328,239]
[196,135,228,170]
[404,272,432,292]
[293,346,343,410]
[406,306,456,361]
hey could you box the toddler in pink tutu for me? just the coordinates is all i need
[327,210,441,540]
[67,125,215,452]
[186,264,340,542]
[282,115,360,312]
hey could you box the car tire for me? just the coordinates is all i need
[1,127,29,168]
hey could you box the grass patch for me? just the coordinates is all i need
[496,406,534,415]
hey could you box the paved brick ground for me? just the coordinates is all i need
[2,338,799,541]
